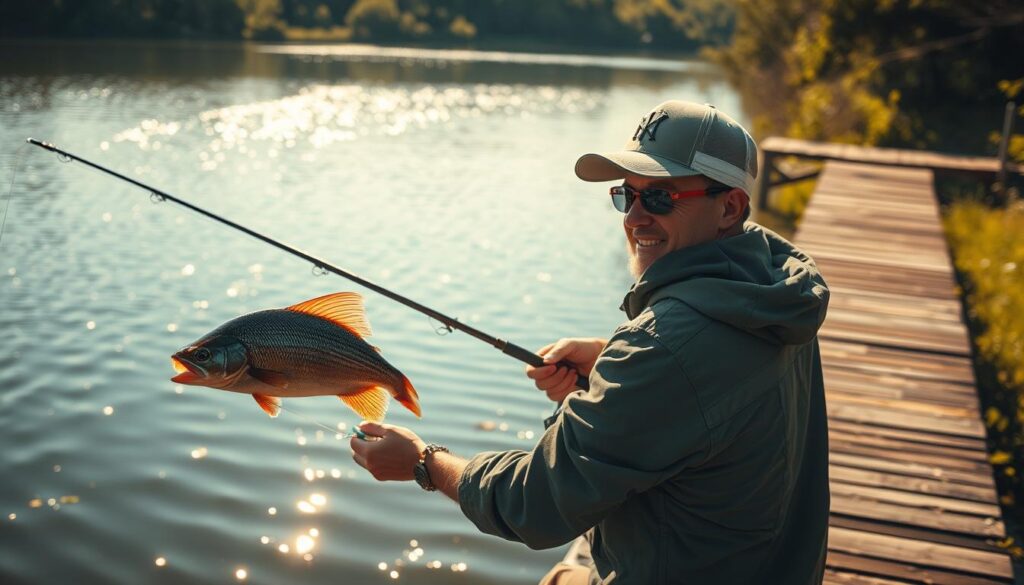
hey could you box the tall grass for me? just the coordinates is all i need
[942,193,1024,556]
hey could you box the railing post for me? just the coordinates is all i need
[996,101,1017,203]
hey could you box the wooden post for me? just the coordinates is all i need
[996,101,1017,203]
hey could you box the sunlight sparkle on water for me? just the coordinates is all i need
[190,447,208,459]
[235,567,247,580]
[102,406,114,415]
[295,534,315,554]
[278,544,290,554]
[268,507,277,515]
[154,557,166,567]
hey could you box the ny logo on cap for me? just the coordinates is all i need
[633,111,668,142]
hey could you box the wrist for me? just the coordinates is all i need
[413,443,450,491]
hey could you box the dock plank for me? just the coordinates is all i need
[796,161,1012,583]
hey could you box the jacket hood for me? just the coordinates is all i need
[621,223,829,345]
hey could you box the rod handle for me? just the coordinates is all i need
[501,341,590,391]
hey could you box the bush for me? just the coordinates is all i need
[345,0,401,40]
[944,197,1024,390]
[448,15,476,39]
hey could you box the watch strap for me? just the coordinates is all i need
[414,444,450,492]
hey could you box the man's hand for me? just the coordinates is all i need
[349,422,425,481]
[525,337,607,403]
[350,421,468,502]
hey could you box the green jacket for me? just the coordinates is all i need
[459,223,830,584]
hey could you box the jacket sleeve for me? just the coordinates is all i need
[457,326,712,549]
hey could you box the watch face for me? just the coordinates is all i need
[413,462,433,491]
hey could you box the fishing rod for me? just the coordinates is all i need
[25,138,589,391]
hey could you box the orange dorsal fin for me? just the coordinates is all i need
[338,386,389,422]
[253,394,281,417]
[285,292,372,338]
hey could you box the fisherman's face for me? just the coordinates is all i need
[622,173,724,279]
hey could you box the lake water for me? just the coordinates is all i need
[0,40,748,584]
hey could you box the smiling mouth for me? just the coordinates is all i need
[635,238,664,249]
[170,356,204,384]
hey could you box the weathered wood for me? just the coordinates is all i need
[800,160,1012,583]
[828,527,1013,579]
[829,452,995,488]
[826,551,1010,585]
[829,515,1006,554]
[762,136,1024,175]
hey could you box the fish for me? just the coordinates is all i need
[169,292,420,422]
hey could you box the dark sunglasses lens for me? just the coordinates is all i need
[640,190,673,214]
[610,189,631,213]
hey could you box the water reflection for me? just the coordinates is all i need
[0,39,745,585]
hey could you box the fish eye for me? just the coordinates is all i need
[193,348,212,362]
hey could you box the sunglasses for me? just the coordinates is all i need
[609,184,732,215]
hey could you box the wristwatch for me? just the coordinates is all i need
[413,443,450,492]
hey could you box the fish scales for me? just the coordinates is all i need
[222,311,397,391]
[171,292,420,420]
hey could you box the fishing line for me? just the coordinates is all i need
[0,142,31,249]
[25,138,590,390]
[277,403,367,440]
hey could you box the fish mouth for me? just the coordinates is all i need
[170,356,205,384]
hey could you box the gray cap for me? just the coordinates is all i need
[575,101,758,195]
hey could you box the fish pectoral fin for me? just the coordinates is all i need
[285,292,373,339]
[250,368,289,389]
[338,386,390,423]
[253,394,282,417]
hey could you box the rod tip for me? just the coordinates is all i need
[26,138,56,151]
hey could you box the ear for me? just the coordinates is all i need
[717,188,748,232]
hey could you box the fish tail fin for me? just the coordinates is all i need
[395,375,421,418]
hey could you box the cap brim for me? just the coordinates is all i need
[575,151,701,182]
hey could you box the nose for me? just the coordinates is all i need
[623,194,653,229]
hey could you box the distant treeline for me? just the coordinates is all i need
[0,0,733,49]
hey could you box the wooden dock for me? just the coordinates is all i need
[756,137,1024,210]
[561,159,1015,583]
[798,160,1012,584]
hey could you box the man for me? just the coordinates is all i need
[350,101,831,584]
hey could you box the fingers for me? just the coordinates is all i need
[545,367,578,403]
[351,449,367,470]
[539,339,574,364]
[525,363,557,380]
[358,421,388,438]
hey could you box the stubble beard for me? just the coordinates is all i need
[626,240,647,280]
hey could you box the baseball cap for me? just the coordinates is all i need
[575,101,758,196]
